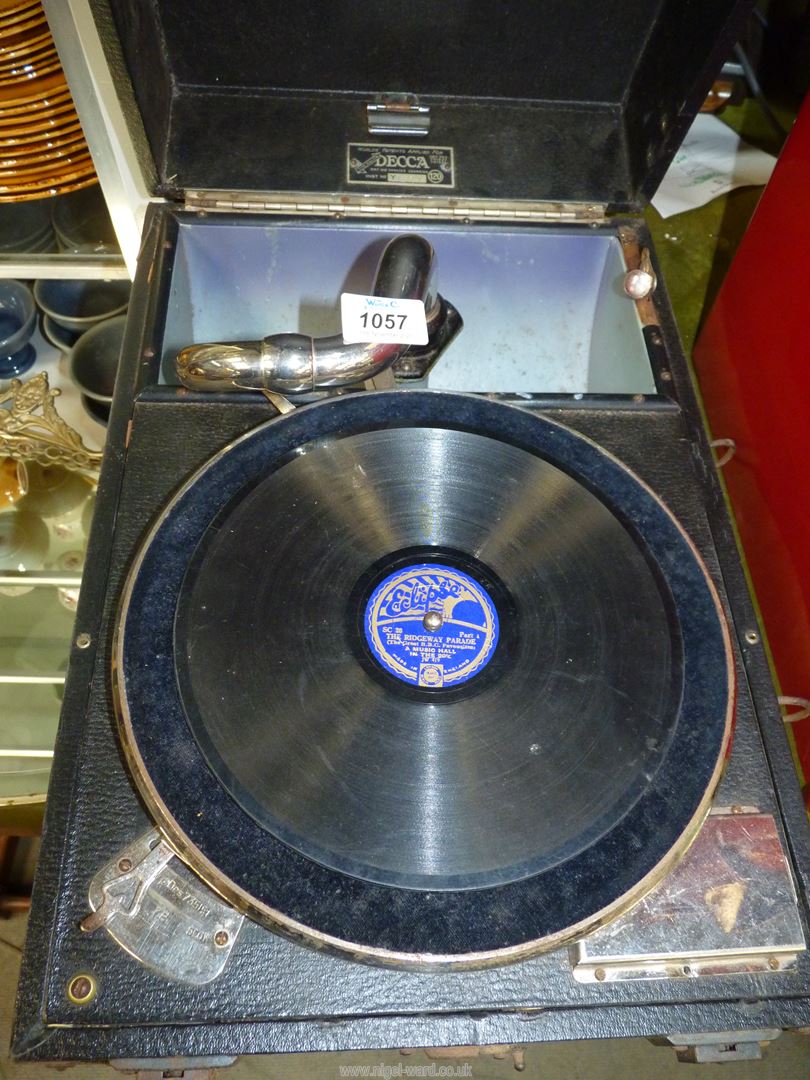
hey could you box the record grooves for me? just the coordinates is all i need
[115,390,734,967]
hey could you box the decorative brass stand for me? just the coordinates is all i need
[0,372,102,477]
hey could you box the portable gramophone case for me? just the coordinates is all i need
[13,0,810,1067]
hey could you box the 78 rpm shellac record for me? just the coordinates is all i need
[115,390,734,968]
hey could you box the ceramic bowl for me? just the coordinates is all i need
[41,313,79,353]
[0,278,36,377]
[81,392,110,426]
[34,277,129,332]
[70,314,126,402]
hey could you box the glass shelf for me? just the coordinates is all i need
[0,323,102,806]
[0,185,129,279]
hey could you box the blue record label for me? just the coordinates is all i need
[364,563,499,688]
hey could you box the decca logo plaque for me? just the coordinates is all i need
[347,143,455,188]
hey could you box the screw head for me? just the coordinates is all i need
[67,973,97,1005]
[214,929,229,947]
[768,956,780,970]
[623,268,656,300]
[75,632,91,649]
[745,629,760,645]
[117,858,132,873]
[594,967,606,982]
[423,610,443,632]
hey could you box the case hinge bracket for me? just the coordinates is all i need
[183,190,607,225]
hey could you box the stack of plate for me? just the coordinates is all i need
[0,0,97,203]
[52,184,118,253]
[0,197,53,250]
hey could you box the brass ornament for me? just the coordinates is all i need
[0,371,102,474]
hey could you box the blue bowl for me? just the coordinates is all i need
[70,314,127,403]
[41,314,81,355]
[0,280,36,379]
[34,277,130,333]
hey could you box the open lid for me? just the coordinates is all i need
[107,0,752,211]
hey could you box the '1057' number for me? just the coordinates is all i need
[360,311,407,330]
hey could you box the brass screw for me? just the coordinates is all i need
[67,973,97,1005]
[117,858,132,872]
[214,930,229,947]
[768,957,780,971]
[659,369,672,382]
[594,967,606,982]
[75,632,91,649]
[745,629,760,645]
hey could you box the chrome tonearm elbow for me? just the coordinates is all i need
[175,235,461,393]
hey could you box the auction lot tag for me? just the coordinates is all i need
[341,293,428,346]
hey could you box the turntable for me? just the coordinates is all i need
[14,0,810,1069]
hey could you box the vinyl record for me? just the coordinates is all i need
[115,391,734,968]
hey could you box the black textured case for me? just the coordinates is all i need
[13,206,810,1063]
[102,0,753,211]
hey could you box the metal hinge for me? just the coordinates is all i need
[183,190,607,224]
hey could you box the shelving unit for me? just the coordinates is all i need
[1,0,156,278]
[0,324,101,809]
[0,0,146,812]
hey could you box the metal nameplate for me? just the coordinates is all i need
[573,810,806,982]
[347,143,455,188]
[85,828,244,985]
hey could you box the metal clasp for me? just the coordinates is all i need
[367,95,430,137]
[80,835,175,933]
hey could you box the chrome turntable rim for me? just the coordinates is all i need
[114,390,734,969]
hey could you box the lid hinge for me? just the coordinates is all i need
[183,190,607,225]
